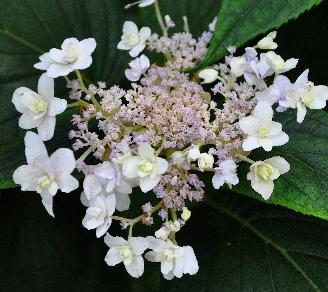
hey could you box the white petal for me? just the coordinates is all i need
[156,158,168,174]
[259,137,273,151]
[105,247,123,266]
[122,156,143,178]
[129,43,146,58]
[239,116,259,135]
[37,73,54,99]
[19,112,40,129]
[125,255,144,278]
[125,69,141,82]
[83,174,102,200]
[47,63,73,78]
[212,174,224,189]
[56,174,78,193]
[161,259,173,275]
[13,165,42,191]
[115,192,131,212]
[12,87,33,113]
[251,179,274,200]
[96,218,112,238]
[24,131,48,164]
[242,136,260,151]
[71,55,92,70]
[41,192,54,217]
[61,37,79,49]
[48,97,67,116]
[138,142,155,160]
[139,175,161,193]
[104,234,127,248]
[50,148,76,174]
[144,251,161,262]
[48,48,65,63]
[271,132,289,147]
[139,27,151,39]
[117,41,132,50]
[37,116,56,141]
[129,237,149,255]
[123,21,139,35]
[295,69,309,86]
[80,38,97,55]
[266,156,290,175]
[296,102,307,123]
[34,53,54,70]
[309,85,328,109]
[252,102,273,121]
[182,246,199,275]
[105,194,116,216]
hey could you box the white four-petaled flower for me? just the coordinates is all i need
[247,156,290,200]
[82,193,116,238]
[239,102,289,151]
[125,54,150,81]
[13,131,78,217]
[104,233,149,278]
[122,143,168,193]
[145,237,199,280]
[117,21,151,57]
[12,73,67,141]
[34,38,96,78]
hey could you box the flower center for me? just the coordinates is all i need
[21,92,47,115]
[258,127,269,137]
[119,246,132,260]
[139,160,154,174]
[257,163,274,180]
[64,43,80,63]
[36,175,52,193]
[122,33,139,46]
[163,249,174,261]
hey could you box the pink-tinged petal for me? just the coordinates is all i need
[37,116,56,141]
[38,73,54,99]
[83,175,102,200]
[212,174,224,189]
[48,97,67,116]
[56,174,78,193]
[24,131,48,164]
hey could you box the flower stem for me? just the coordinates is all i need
[77,146,93,162]
[235,153,255,164]
[154,0,168,37]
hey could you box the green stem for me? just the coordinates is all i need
[154,0,168,37]
[235,153,255,164]
[77,146,93,162]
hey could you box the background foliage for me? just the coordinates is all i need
[0,0,328,291]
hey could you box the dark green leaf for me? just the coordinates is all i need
[194,0,322,71]
[235,110,328,221]
[2,189,328,291]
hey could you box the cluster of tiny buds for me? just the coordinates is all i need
[11,0,328,280]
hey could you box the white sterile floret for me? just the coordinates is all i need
[170,151,186,168]
[230,56,248,77]
[12,73,67,141]
[187,145,201,162]
[286,70,328,123]
[34,38,96,78]
[181,207,191,221]
[13,131,78,217]
[104,233,149,278]
[247,156,290,200]
[263,51,298,75]
[82,193,116,238]
[197,153,214,171]
[198,68,219,84]
[212,159,239,189]
[122,142,169,193]
[257,31,278,50]
[117,21,151,57]
[155,226,171,240]
[145,237,199,280]
[125,54,150,81]
[239,102,289,151]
